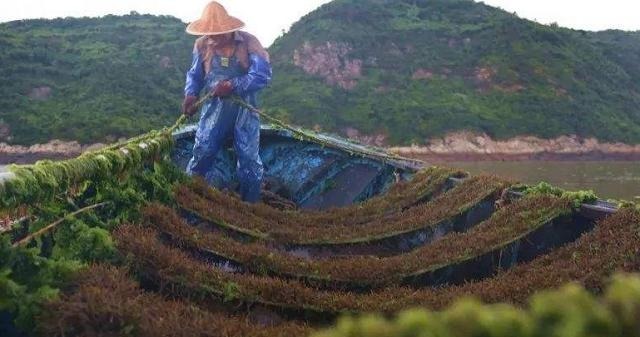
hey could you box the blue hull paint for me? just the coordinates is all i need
[172,125,419,209]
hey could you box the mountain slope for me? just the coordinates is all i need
[0,13,191,145]
[264,0,640,145]
[1,2,639,146]
[589,30,640,84]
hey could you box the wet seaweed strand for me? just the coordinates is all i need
[314,274,640,337]
[388,207,640,311]
[39,251,640,337]
[145,195,572,289]
[175,175,510,245]
[0,109,190,213]
[185,166,463,229]
[178,175,507,244]
[115,224,371,315]
[38,265,310,337]
[115,208,640,315]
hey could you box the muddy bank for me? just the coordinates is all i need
[4,132,640,165]
[388,132,640,162]
[397,152,640,163]
[0,140,105,165]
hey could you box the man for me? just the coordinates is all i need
[182,1,272,203]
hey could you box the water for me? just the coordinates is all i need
[449,161,640,201]
[0,165,6,173]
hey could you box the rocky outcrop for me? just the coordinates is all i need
[0,122,10,141]
[159,56,172,68]
[388,132,640,161]
[412,68,435,80]
[293,41,362,90]
[343,128,388,147]
[27,86,52,100]
[494,84,526,93]
[473,66,497,92]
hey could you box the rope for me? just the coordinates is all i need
[175,92,425,166]
[224,96,426,167]
[169,115,188,133]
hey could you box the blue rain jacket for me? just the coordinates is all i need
[185,32,272,203]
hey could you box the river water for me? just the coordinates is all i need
[449,161,640,201]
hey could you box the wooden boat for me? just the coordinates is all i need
[0,123,631,337]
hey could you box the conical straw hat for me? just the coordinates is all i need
[186,1,245,36]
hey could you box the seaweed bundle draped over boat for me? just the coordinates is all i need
[0,125,187,334]
[145,194,575,289]
[38,265,310,337]
[0,128,175,211]
[175,175,509,245]
[183,166,464,228]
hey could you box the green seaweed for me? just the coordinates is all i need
[522,182,598,208]
[0,129,186,332]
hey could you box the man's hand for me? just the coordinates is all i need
[212,80,234,97]
[182,95,199,116]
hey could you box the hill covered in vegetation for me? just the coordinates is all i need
[0,13,191,145]
[1,1,639,146]
[266,0,640,145]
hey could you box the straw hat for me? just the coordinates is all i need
[186,1,245,36]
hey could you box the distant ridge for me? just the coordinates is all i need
[264,0,640,145]
[1,2,639,146]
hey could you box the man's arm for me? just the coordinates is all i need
[185,43,205,97]
[183,41,205,115]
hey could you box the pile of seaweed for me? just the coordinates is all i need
[1,128,640,337]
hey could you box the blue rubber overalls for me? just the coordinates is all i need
[184,33,272,203]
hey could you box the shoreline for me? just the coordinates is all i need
[394,151,640,163]
[4,149,640,166]
[4,132,640,165]
[0,140,105,165]
[388,132,640,163]
[0,153,79,165]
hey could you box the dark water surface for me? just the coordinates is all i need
[449,161,640,200]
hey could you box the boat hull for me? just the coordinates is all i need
[172,125,419,209]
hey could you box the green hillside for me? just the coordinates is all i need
[1,1,639,146]
[0,13,191,145]
[266,0,640,145]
